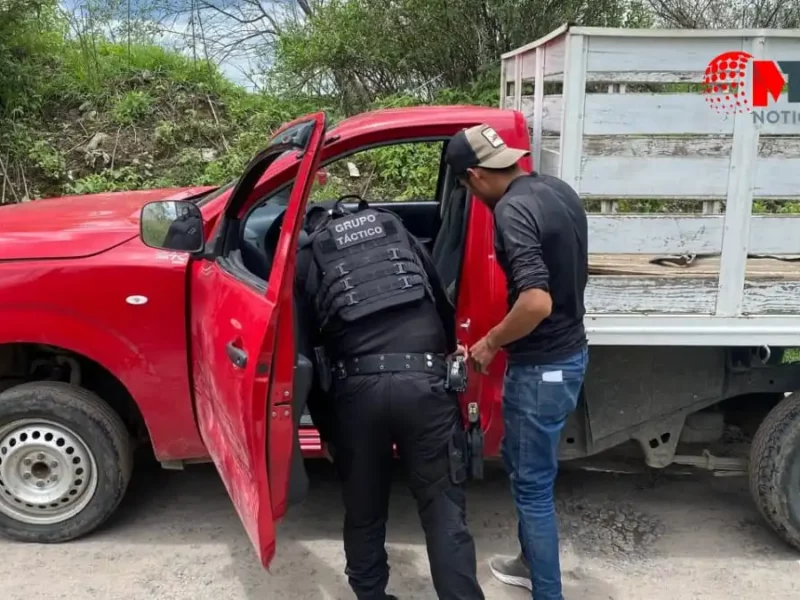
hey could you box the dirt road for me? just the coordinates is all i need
[1,460,797,600]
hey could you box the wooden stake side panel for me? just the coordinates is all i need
[500,26,800,323]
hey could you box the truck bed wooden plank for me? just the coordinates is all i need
[589,254,800,279]
[542,93,800,137]
[579,155,800,199]
[587,275,800,315]
[588,215,800,256]
[585,34,744,75]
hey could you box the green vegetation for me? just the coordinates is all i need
[0,1,483,202]
[0,0,648,204]
[1,0,798,214]
[0,10,328,200]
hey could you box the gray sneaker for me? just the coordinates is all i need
[489,552,532,591]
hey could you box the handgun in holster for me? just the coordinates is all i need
[465,402,484,480]
[444,355,485,479]
[445,354,468,393]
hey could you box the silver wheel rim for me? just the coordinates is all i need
[0,419,98,525]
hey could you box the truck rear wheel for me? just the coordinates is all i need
[749,391,800,551]
[0,382,132,543]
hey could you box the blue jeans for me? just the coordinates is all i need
[501,347,588,600]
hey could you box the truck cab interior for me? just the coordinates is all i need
[233,137,471,506]
[237,139,470,303]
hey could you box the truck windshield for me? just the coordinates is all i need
[194,144,300,208]
[195,178,237,207]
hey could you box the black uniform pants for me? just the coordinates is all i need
[329,371,485,600]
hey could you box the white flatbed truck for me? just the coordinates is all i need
[499,24,800,550]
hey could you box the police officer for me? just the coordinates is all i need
[295,199,485,600]
[162,203,202,250]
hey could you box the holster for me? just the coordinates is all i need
[465,402,485,480]
[314,346,332,393]
[444,354,468,393]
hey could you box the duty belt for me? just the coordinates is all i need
[333,352,446,379]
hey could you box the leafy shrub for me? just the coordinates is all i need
[112,91,154,125]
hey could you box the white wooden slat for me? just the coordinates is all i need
[586,277,716,314]
[503,57,515,83]
[514,96,556,134]
[582,94,732,135]
[539,147,560,176]
[586,35,745,74]
[716,35,764,317]
[519,49,537,80]
[544,70,706,83]
[576,135,800,159]
[579,155,800,198]
[568,33,796,83]
[764,37,800,62]
[574,27,800,39]
[587,215,800,255]
[559,33,587,193]
[499,61,508,109]
[531,47,545,170]
[743,281,800,315]
[544,36,566,76]
[580,93,800,136]
[593,215,713,254]
[586,277,800,315]
[542,95,563,132]
[532,106,800,158]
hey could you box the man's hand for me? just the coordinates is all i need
[469,335,499,375]
[449,343,469,360]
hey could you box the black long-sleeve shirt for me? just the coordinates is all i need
[295,224,455,442]
[492,172,588,364]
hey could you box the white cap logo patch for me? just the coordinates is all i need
[481,127,504,148]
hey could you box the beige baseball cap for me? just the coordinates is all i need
[445,124,529,176]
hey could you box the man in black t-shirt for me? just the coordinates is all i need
[445,124,589,600]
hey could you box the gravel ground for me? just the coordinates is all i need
[1,459,798,600]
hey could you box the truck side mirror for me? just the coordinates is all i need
[140,200,204,253]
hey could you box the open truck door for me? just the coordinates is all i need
[451,146,535,473]
[186,113,326,568]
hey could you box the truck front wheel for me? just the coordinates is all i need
[749,391,800,551]
[0,382,132,543]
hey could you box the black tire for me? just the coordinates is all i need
[0,382,133,543]
[749,391,800,551]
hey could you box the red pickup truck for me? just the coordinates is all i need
[3,101,800,567]
[0,107,521,567]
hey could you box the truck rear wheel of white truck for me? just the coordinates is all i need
[750,392,800,551]
[0,382,132,543]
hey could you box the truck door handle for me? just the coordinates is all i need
[226,342,248,369]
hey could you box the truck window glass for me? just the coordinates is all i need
[310,141,443,204]
[239,185,295,281]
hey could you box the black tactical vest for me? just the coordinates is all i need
[309,207,433,328]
